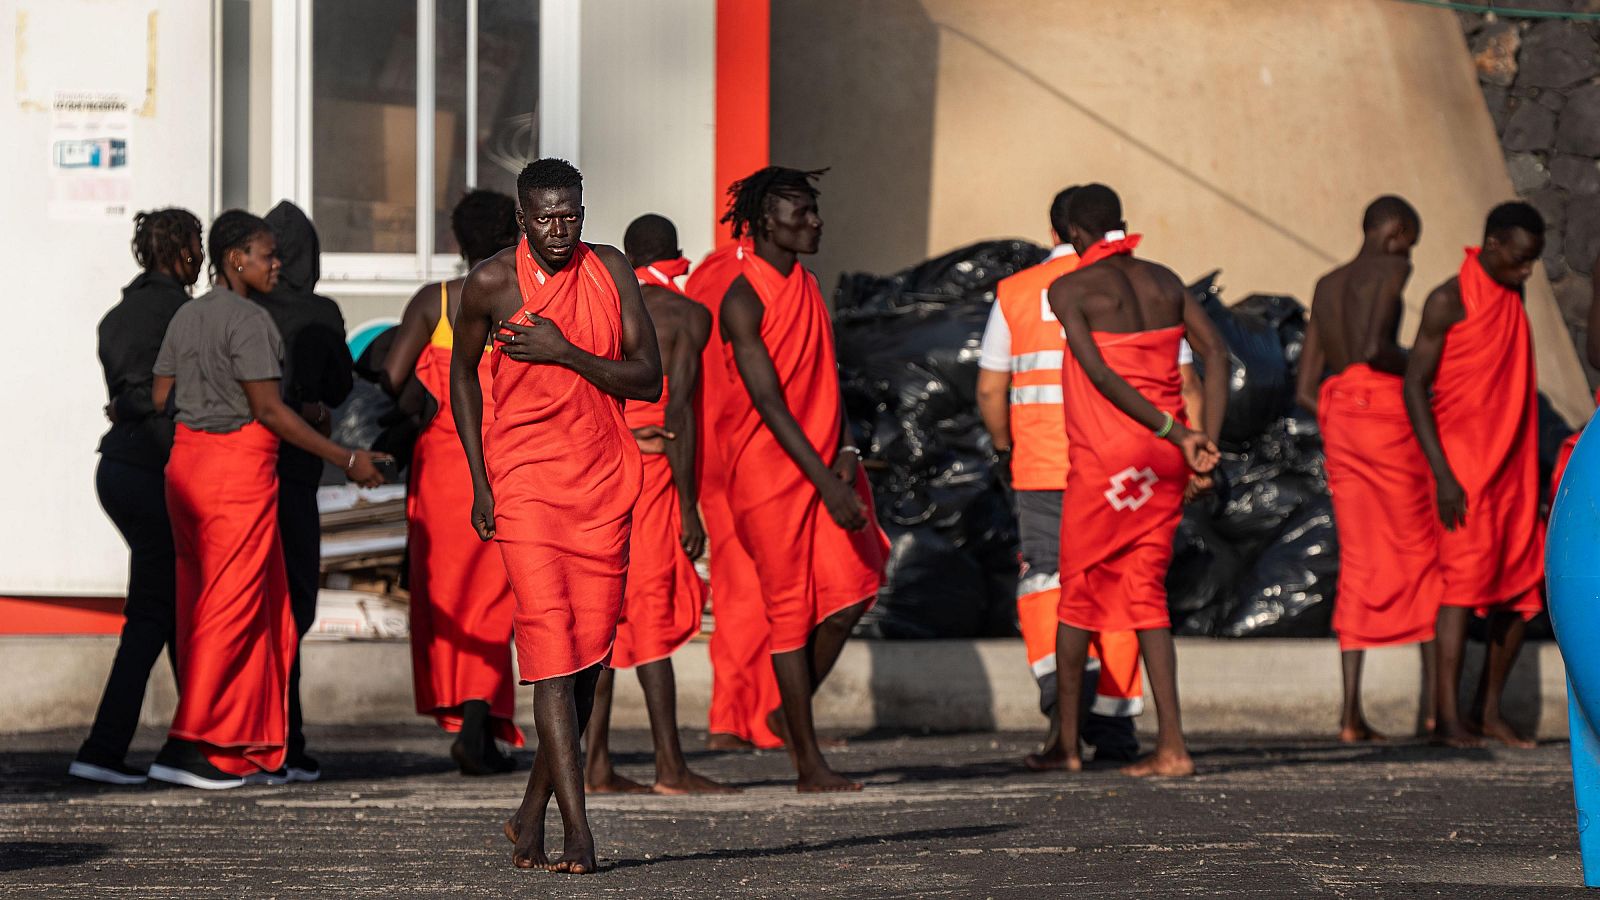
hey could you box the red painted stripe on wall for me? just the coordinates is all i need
[714,0,771,242]
[0,597,124,635]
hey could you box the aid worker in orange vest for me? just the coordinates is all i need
[977,186,1199,765]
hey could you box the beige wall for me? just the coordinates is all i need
[772,0,1592,423]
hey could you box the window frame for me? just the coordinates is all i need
[268,0,575,289]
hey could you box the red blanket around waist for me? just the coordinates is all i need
[408,342,522,744]
[165,422,297,775]
[1058,325,1187,633]
[1318,364,1442,649]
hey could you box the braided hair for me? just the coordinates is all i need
[206,209,273,285]
[131,207,202,274]
[719,166,827,240]
[450,189,519,263]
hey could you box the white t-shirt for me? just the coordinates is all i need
[978,240,1195,373]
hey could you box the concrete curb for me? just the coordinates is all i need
[0,636,1567,739]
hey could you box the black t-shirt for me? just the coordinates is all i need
[96,271,189,471]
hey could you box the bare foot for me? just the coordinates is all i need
[1479,716,1536,749]
[1338,721,1388,744]
[585,768,652,794]
[1432,722,1484,749]
[796,765,863,793]
[653,769,741,795]
[1121,749,1196,778]
[505,810,548,870]
[549,830,597,875]
[706,732,755,752]
[766,709,847,749]
[1024,751,1083,772]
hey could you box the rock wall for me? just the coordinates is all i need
[1463,5,1600,383]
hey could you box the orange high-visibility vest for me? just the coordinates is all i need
[996,251,1081,490]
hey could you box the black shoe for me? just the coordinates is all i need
[285,753,321,783]
[69,749,148,786]
[246,767,291,786]
[147,740,245,790]
[1083,713,1140,763]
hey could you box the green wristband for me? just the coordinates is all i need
[1155,412,1175,439]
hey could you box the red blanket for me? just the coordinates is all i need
[165,422,297,775]
[487,239,643,681]
[408,332,523,745]
[1058,322,1187,634]
[1319,364,1442,649]
[686,244,782,747]
[610,263,706,669]
[1432,248,1543,618]
[718,250,888,653]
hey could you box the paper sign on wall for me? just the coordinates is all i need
[48,93,132,222]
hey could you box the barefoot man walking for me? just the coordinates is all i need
[451,158,662,873]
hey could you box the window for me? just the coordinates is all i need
[263,0,545,288]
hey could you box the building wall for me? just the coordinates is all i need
[771,0,1592,423]
[0,0,216,594]
[576,0,717,257]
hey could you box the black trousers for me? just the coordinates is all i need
[278,478,322,760]
[80,458,177,763]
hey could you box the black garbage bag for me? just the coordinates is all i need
[836,239,1046,315]
[1213,497,1338,638]
[1188,273,1292,450]
[1232,293,1307,372]
[1166,509,1245,636]
[858,480,1019,640]
[837,240,1047,639]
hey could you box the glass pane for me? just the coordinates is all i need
[434,0,539,256]
[219,0,250,212]
[312,0,418,253]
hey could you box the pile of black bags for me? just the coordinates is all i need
[1166,275,1337,637]
[835,240,1046,639]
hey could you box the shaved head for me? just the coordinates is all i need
[623,213,679,267]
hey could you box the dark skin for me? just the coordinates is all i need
[450,185,661,875]
[1295,213,1439,744]
[153,233,387,487]
[1403,226,1544,751]
[719,191,870,793]
[1026,220,1228,779]
[583,253,732,796]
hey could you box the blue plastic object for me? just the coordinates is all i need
[1547,420,1600,888]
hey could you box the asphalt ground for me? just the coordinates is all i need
[0,725,1586,898]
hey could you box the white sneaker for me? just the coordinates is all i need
[147,763,245,790]
[68,759,148,786]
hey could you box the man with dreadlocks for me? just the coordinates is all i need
[451,158,660,874]
[582,212,735,797]
[72,208,204,785]
[717,166,889,792]
[382,189,524,775]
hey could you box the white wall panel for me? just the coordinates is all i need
[0,0,216,594]
[576,0,716,260]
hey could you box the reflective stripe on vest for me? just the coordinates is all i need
[1011,350,1064,373]
[1010,384,1064,405]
